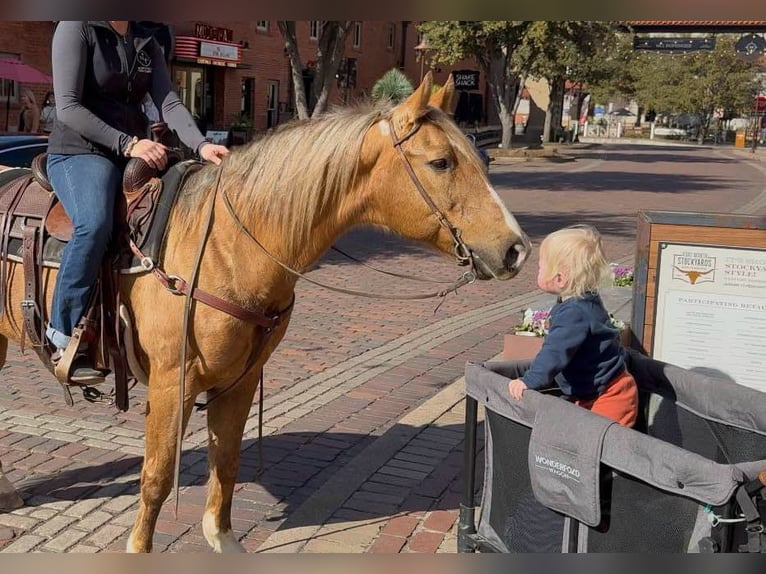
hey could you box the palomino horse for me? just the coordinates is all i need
[0,73,530,552]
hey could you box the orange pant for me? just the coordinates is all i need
[574,370,638,427]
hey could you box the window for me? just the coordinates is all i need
[309,21,321,40]
[387,24,395,50]
[256,21,268,32]
[0,52,19,104]
[353,22,362,49]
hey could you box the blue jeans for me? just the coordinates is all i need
[46,154,121,349]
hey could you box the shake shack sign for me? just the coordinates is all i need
[453,70,480,90]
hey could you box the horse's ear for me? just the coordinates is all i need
[429,74,457,115]
[390,71,433,139]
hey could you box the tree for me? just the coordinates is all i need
[278,21,352,119]
[521,22,618,142]
[637,38,758,142]
[418,21,533,148]
[418,21,616,147]
[590,36,759,143]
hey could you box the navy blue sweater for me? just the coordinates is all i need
[521,293,626,399]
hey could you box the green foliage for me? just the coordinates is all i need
[371,68,414,104]
[417,21,617,147]
[588,36,760,124]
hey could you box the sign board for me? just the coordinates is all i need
[452,70,480,91]
[632,211,766,392]
[736,33,766,61]
[195,23,234,43]
[199,41,239,63]
[633,36,716,52]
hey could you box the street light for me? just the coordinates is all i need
[414,39,430,82]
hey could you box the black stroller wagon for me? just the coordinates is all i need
[459,349,766,553]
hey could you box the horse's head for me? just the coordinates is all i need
[362,72,531,280]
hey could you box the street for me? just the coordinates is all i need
[1,143,765,552]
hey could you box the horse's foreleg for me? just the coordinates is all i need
[0,461,24,511]
[202,375,260,553]
[127,380,195,553]
[0,336,21,511]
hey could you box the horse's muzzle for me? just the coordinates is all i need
[504,234,532,276]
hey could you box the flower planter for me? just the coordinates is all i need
[502,332,544,361]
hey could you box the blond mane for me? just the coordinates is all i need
[175,102,484,253]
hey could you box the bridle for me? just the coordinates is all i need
[213,116,480,301]
[388,118,478,275]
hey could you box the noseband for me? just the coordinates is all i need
[388,118,477,278]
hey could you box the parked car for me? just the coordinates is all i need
[0,134,48,169]
[466,133,492,170]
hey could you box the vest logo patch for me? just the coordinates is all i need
[137,50,152,72]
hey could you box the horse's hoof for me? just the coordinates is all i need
[0,491,23,511]
[0,527,16,542]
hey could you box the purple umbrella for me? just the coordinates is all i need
[0,58,53,132]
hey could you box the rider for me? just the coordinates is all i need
[47,21,229,383]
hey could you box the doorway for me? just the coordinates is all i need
[174,65,213,133]
[266,81,279,129]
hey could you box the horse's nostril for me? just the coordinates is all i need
[505,241,529,271]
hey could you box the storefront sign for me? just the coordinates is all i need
[195,23,233,43]
[175,36,242,67]
[453,70,480,90]
[200,41,239,63]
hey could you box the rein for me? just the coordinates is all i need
[219,190,477,300]
[215,117,479,302]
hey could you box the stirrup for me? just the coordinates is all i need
[52,329,108,386]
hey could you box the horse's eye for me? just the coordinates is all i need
[429,158,451,171]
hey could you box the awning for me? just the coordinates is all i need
[174,36,242,68]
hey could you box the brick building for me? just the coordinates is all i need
[0,21,488,136]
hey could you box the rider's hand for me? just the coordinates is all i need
[199,143,229,166]
[129,139,168,170]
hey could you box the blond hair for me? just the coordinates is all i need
[540,225,610,299]
[21,89,37,108]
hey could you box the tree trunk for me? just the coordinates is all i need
[486,54,519,149]
[278,21,310,120]
[544,76,565,143]
[311,21,351,118]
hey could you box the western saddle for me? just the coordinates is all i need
[0,124,199,411]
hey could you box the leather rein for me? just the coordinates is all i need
[217,118,479,301]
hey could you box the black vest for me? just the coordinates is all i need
[48,21,160,157]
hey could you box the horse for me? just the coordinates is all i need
[0,72,530,552]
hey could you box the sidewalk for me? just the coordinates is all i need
[252,285,633,554]
[1,143,763,553]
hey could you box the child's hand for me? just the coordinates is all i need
[508,378,528,400]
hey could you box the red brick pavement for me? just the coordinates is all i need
[1,143,765,553]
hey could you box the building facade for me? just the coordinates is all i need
[0,21,488,137]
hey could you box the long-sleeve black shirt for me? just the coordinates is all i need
[48,21,205,158]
